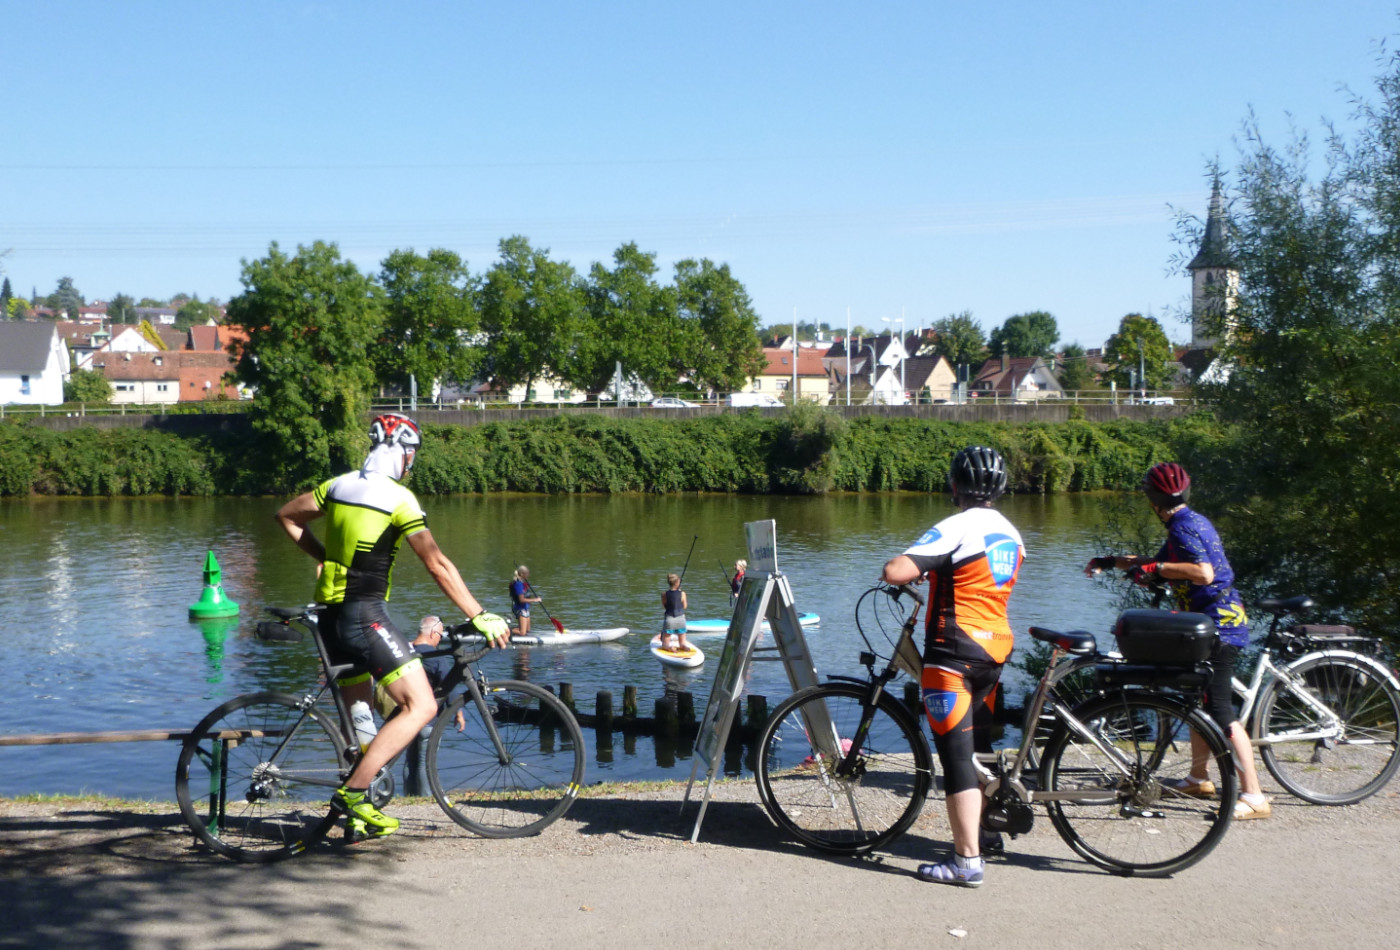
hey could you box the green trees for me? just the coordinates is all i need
[989,310,1059,358]
[478,236,588,400]
[50,277,83,318]
[931,311,986,367]
[63,368,113,404]
[377,248,483,398]
[579,243,678,393]
[227,241,382,489]
[1056,342,1097,392]
[108,294,136,323]
[0,278,11,320]
[1185,51,1400,633]
[674,258,764,394]
[175,295,220,329]
[1103,313,1172,391]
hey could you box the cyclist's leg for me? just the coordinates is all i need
[327,602,430,833]
[348,663,434,787]
[922,658,999,864]
[1202,644,1268,813]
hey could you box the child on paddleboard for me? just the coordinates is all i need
[660,573,689,653]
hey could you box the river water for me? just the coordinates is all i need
[0,492,1141,799]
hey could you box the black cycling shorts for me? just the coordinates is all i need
[1204,642,1240,736]
[920,651,1003,795]
[318,600,421,688]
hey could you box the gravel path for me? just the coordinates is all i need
[2,777,1398,950]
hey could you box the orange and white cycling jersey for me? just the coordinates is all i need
[902,506,1025,664]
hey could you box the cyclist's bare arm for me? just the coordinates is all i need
[406,530,504,645]
[275,492,326,563]
[1083,554,1214,585]
[881,554,922,586]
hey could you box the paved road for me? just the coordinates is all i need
[2,777,1397,950]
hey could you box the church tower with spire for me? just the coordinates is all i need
[1186,178,1238,350]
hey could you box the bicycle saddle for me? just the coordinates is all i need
[1029,626,1097,655]
[1257,595,1314,616]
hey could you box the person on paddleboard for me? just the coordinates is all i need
[510,565,542,638]
[881,445,1024,888]
[660,573,689,653]
[729,559,747,603]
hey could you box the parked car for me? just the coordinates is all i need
[1140,396,1176,405]
[651,397,697,408]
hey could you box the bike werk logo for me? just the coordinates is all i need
[985,534,1020,588]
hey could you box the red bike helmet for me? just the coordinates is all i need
[1142,462,1190,507]
[369,413,422,475]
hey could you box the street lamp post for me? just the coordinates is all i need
[882,313,906,404]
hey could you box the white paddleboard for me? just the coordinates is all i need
[648,635,705,668]
[683,612,820,635]
[457,626,629,647]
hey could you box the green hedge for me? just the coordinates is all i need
[0,409,1220,497]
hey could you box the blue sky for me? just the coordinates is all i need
[4,1,1397,348]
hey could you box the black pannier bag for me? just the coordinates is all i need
[1112,609,1216,665]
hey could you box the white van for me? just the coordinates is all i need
[728,393,785,408]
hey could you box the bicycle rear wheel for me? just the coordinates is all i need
[754,682,933,855]
[1257,654,1400,805]
[175,692,346,862]
[1040,692,1235,877]
[427,680,584,837]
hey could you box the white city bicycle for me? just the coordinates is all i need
[1026,592,1400,805]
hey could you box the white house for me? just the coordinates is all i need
[0,322,71,405]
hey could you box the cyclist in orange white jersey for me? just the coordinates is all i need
[882,445,1024,887]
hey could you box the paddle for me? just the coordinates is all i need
[525,579,566,634]
[678,535,698,585]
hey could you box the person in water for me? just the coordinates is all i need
[660,572,689,652]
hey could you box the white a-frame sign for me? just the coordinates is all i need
[683,519,821,842]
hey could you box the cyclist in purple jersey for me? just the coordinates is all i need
[1085,462,1270,820]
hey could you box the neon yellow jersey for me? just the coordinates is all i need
[311,471,428,604]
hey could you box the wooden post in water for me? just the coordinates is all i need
[559,682,575,710]
[622,685,638,719]
[676,690,695,724]
[745,695,768,738]
[595,690,614,730]
[655,695,680,739]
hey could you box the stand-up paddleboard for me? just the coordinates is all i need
[457,627,629,647]
[684,612,820,635]
[649,635,705,668]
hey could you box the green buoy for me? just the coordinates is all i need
[189,550,240,619]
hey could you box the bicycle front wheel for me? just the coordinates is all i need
[1257,654,1400,805]
[427,680,584,837]
[754,682,934,855]
[1040,692,1235,877]
[174,692,346,862]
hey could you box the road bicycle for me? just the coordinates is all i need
[1025,584,1400,805]
[753,584,1236,877]
[175,605,585,862]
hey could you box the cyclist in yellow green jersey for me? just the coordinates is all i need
[276,413,510,837]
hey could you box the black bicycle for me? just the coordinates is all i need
[754,584,1236,876]
[175,606,585,862]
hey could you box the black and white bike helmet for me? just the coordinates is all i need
[948,445,1008,504]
